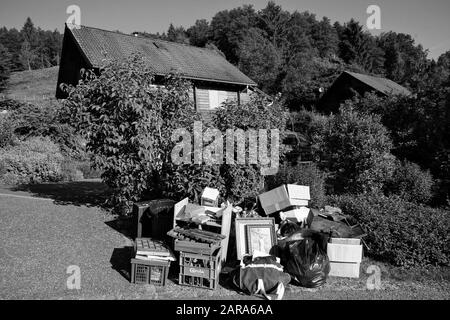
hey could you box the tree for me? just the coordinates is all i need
[167,23,188,44]
[256,1,290,48]
[21,17,37,46]
[209,5,257,63]
[0,44,12,89]
[238,28,282,94]
[19,40,36,71]
[187,19,210,47]
[0,27,23,71]
[337,19,385,74]
[377,31,429,88]
[310,17,339,58]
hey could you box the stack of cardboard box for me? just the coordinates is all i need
[258,184,313,227]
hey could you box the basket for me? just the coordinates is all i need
[131,258,170,286]
[178,248,221,290]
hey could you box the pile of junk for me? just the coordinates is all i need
[130,184,367,300]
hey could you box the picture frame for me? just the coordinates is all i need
[245,224,277,256]
[235,217,276,260]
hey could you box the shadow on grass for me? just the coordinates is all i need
[110,246,134,282]
[12,180,111,207]
[105,216,136,239]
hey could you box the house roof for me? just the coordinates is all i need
[344,71,411,96]
[65,24,257,86]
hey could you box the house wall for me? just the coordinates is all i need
[56,29,92,99]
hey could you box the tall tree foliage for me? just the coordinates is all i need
[377,31,429,89]
[186,19,210,47]
[0,43,11,89]
[336,19,385,74]
[209,5,257,64]
[0,17,62,71]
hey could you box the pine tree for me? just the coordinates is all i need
[0,43,12,90]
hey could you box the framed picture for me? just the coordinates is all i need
[235,217,276,260]
[245,224,276,256]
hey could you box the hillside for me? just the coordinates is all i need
[2,66,59,107]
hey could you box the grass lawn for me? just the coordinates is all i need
[1,66,59,108]
[0,181,448,300]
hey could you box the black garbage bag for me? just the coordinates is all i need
[281,229,330,288]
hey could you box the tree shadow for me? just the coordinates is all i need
[105,216,136,239]
[110,246,134,282]
[12,180,111,207]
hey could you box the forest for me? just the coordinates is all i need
[1,2,450,107]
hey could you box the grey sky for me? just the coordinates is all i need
[1,0,449,59]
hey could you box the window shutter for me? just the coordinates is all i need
[195,88,210,111]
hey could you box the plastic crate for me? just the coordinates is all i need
[178,249,221,290]
[131,258,170,286]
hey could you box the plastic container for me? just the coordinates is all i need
[130,258,170,286]
[178,248,221,290]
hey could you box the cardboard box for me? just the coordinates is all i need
[327,239,363,263]
[327,238,363,278]
[329,262,360,278]
[201,187,220,207]
[258,184,311,215]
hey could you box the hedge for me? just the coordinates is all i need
[329,193,449,268]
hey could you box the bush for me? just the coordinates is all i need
[62,55,203,212]
[0,112,15,148]
[212,93,288,203]
[0,136,64,184]
[329,193,450,267]
[315,103,396,194]
[76,161,102,179]
[59,160,84,182]
[266,162,327,208]
[386,160,434,204]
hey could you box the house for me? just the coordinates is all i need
[318,71,411,113]
[55,24,258,113]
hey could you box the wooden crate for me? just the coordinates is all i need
[174,239,221,255]
[131,258,170,286]
[178,249,221,290]
[173,199,232,269]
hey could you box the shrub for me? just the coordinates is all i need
[386,160,434,204]
[266,162,327,208]
[0,112,15,148]
[212,93,288,203]
[76,161,102,179]
[62,55,203,212]
[1,99,86,159]
[315,103,396,194]
[60,160,84,182]
[0,136,64,184]
[329,193,450,267]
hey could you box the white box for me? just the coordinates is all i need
[201,187,220,207]
[329,262,360,278]
[327,242,363,263]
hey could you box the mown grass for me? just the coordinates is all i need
[2,66,59,107]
